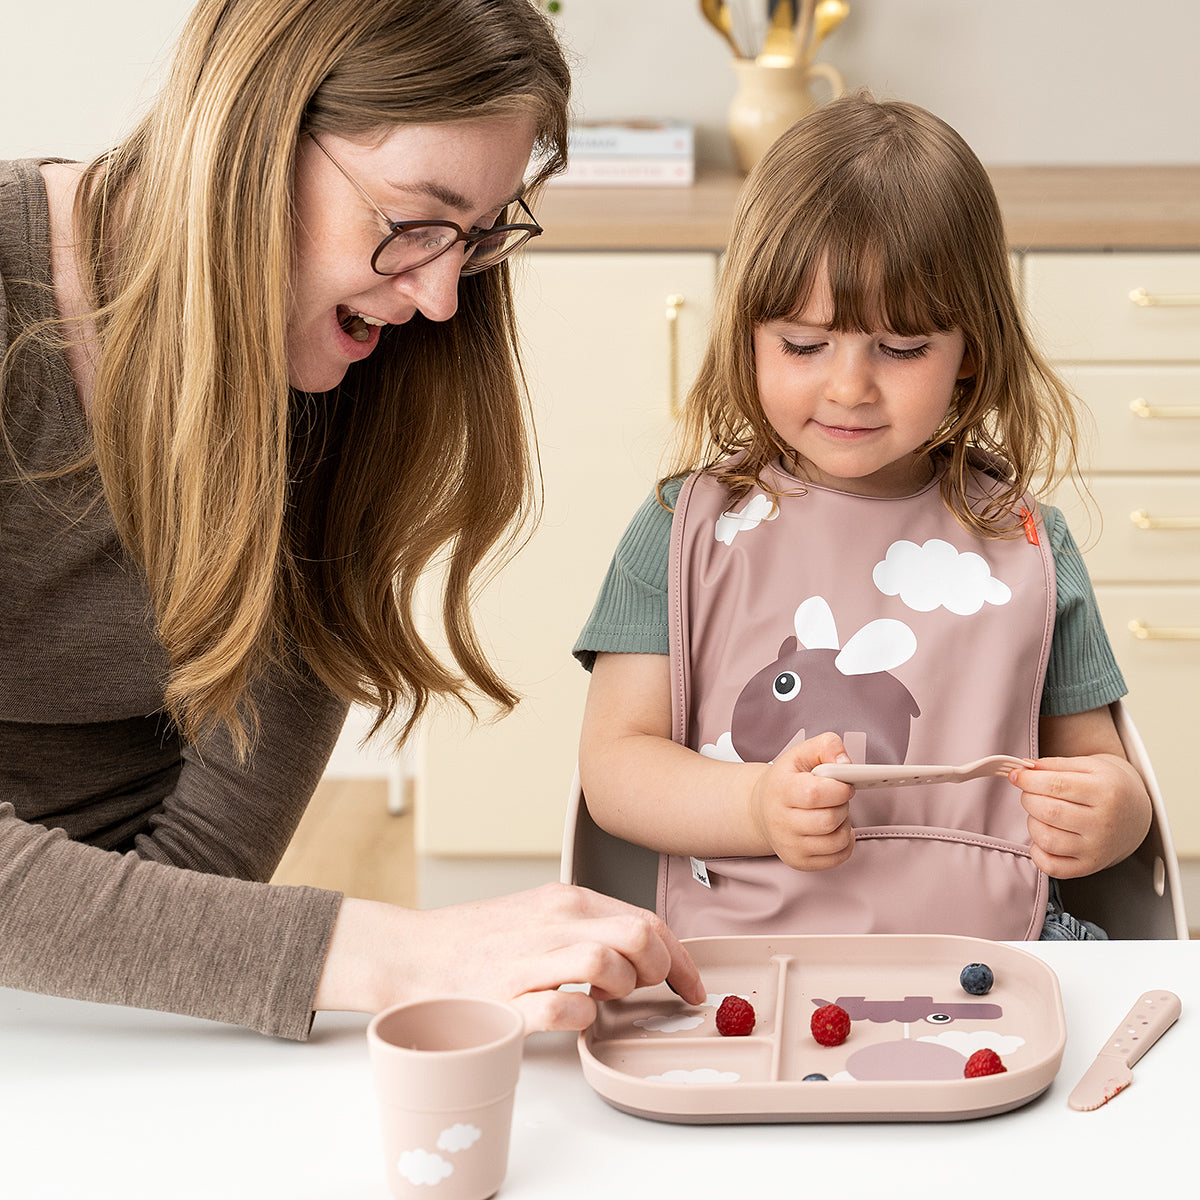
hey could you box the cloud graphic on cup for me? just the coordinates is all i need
[397,1148,454,1186]
[714,494,777,545]
[873,539,1011,615]
[645,1067,741,1084]
[437,1123,483,1153]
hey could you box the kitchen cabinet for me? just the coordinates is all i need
[417,251,717,857]
[1023,252,1200,855]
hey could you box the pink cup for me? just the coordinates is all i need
[367,998,525,1200]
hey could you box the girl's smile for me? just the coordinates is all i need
[754,265,974,497]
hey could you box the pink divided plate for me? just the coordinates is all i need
[579,934,1065,1122]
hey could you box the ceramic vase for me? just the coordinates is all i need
[727,59,845,173]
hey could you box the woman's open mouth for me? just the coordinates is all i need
[337,305,388,342]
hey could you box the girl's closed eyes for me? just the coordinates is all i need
[776,336,932,361]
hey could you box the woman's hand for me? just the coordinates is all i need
[747,732,855,871]
[313,883,706,1032]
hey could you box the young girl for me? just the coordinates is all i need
[575,93,1152,943]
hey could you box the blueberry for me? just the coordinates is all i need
[960,963,994,995]
[802,1073,828,1081]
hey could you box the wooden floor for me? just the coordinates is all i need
[271,778,418,908]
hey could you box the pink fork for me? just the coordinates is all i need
[812,754,1033,790]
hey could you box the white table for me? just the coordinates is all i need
[2,941,1195,1199]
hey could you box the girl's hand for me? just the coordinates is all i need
[748,733,855,871]
[313,884,706,1033]
[1012,753,1152,879]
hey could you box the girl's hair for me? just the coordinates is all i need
[64,0,570,752]
[669,91,1082,535]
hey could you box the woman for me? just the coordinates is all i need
[0,0,703,1039]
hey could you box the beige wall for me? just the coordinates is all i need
[4,0,1199,165]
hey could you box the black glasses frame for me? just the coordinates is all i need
[308,133,543,277]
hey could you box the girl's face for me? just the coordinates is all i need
[753,264,973,497]
[287,113,537,393]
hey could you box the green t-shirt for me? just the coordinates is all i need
[574,477,1126,718]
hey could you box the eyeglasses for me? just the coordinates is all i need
[308,133,542,276]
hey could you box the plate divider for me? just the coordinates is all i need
[768,955,795,1081]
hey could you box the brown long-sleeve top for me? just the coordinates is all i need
[1,159,348,1039]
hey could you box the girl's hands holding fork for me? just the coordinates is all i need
[748,732,856,871]
[1013,707,1152,878]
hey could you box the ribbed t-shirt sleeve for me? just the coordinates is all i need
[1041,504,1127,716]
[573,481,680,671]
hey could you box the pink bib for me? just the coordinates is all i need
[659,460,1053,939]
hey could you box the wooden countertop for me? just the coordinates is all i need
[533,166,1200,253]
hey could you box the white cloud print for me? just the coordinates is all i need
[634,1014,705,1033]
[714,494,777,545]
[397,1149,454,1186]
[873,538,1011,615]
[700,731,742,762]
[437,1123,483,1153]
[918,1030,1026,1057]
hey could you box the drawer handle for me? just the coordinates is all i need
[666,293,685,418]
[1129,619,1200,642]
[1130,398,1200,420]
[1130,509,1200,531]
[1128,287,1200,308]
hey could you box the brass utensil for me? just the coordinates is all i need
[762,0,797,63]
[699,0,742,57]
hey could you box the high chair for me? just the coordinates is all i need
[560,699,1189,940]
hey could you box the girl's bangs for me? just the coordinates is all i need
[825,232,957,336]
[753,191,962,338]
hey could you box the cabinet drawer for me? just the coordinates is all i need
[1093,584,1200,855]
[1024,253,1200,362]
[1053,477,1200,582]
[1062,366,1200,473]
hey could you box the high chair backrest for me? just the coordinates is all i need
[1055,700,1188,940]
[560,699,1189,940]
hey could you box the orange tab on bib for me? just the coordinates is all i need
[1021,506,1040,546]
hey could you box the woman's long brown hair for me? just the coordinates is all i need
[63,0,570,753]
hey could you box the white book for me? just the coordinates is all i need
[550,156,695,187]
[567,120,694,160]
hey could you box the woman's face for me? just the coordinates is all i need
[287,113,537,392]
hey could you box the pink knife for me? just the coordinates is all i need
[1067,990,1181,1111]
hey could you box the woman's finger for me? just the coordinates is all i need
[509,986,598,1034]
[550,888,705,1004]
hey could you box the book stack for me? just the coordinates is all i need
[551,120,695,187]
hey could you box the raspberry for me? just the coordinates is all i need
[810,1003,851,1047]
[963,1048,1007,1078]
[715,995,756,1036]
[960,963,995,995]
